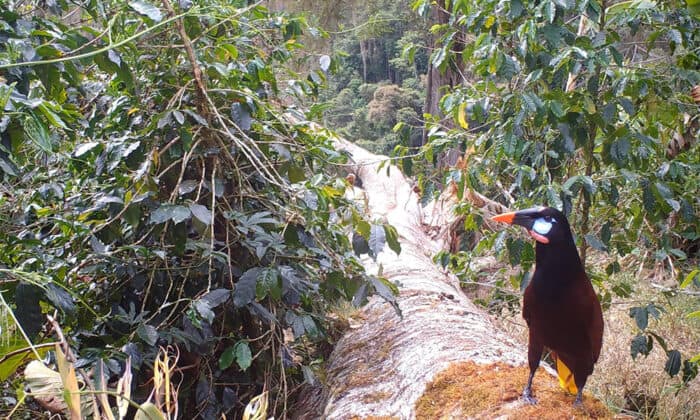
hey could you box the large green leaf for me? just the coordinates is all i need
[24,113,53,153]
[149,205,191,224]
[129,0,163,22]
[233,268,261,308]
[13,284,44,340]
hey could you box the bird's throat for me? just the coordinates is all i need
[533,239,585,294]
[528,230,549,244]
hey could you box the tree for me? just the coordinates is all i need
[418,0,468,149]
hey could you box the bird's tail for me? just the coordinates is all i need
[553,353,578,395]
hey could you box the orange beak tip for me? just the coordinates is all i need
[491,211,516,224]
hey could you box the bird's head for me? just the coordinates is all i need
[490,206,571,245]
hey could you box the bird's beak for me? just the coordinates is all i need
[491,207,541,229]
[491,211,517,225]
[491,207,550,244]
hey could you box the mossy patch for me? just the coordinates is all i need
[415,361,613,419]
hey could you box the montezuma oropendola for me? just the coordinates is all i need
[491,207,604,406]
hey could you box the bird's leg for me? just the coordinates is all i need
[522,369,538,404]
[573,371,588,407]
[523,337,543,404]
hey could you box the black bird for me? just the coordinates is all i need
[491,206,604,406]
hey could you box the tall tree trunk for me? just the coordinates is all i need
[421,0,466,167]
[359,39,368,82]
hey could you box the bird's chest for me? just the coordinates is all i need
[524,282,588,349]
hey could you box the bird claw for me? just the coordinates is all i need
[573,394,583,408]
[521,392,538,405]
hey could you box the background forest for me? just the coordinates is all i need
[0,0,699,418]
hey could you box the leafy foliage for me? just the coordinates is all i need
[412,0,699,384]
[0,1,397,416]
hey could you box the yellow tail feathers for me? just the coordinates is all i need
[555,357,578,395]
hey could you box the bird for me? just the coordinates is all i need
[491,206,604,406]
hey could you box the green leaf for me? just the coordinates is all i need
[510,0,524,17]
[37,103,67,129]
[630,334,652,359]
[563,175,596,195]
[506,238,525,266]
[0,156,18,176]
[369,276,401,316]
[24,113,53,153]
[584,234,607,252]
[355,220,371,240]
[73,142,100,157]
[544,1,555,23]
[646,303,662,320]
[149,205,191,224]
[183,109,208,126]
[654,181,673,200]
[234,341,252,370]
[189,203,212,225]
[219,346,235,370]
[610,137,630,166]
[352,232,370,256]
[173,110,185,125]
[629,306,649,330]
[549,100,565,118]
[600,221,612,245]
[682,359,698,383]
[685,310,700,319]
[129,1,162,22]
[642,181,656,215]
[136,324,158,346]
[202,289,230,308]
[0,83,12,111]
[601,102,617,124]
[14,283,44,340]
[233,268,261,307]
[610,46,623,66]
[665,350,682,377]
[383,224,401,255]
[680,269,700,288]
[618,97,634,116]
[45,283,76,315]
[521,92,542,112]
[193,300,215,323]
[256,268,281,301]
[134,402,165,420]
[648,331,668,352]
[368,224,386,257]
[287,164,305,183]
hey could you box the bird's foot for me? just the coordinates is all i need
[573,393,583,407]
[522,389,538,405]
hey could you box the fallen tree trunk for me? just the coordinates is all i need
[310,139,610,419]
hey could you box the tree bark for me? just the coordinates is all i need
[420,0,467,167]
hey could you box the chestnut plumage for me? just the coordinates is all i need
[492,207,604,406]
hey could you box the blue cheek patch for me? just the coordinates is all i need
[532,218,553,235]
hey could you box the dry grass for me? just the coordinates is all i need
[490,272,700,419]
[589,274,700,419]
